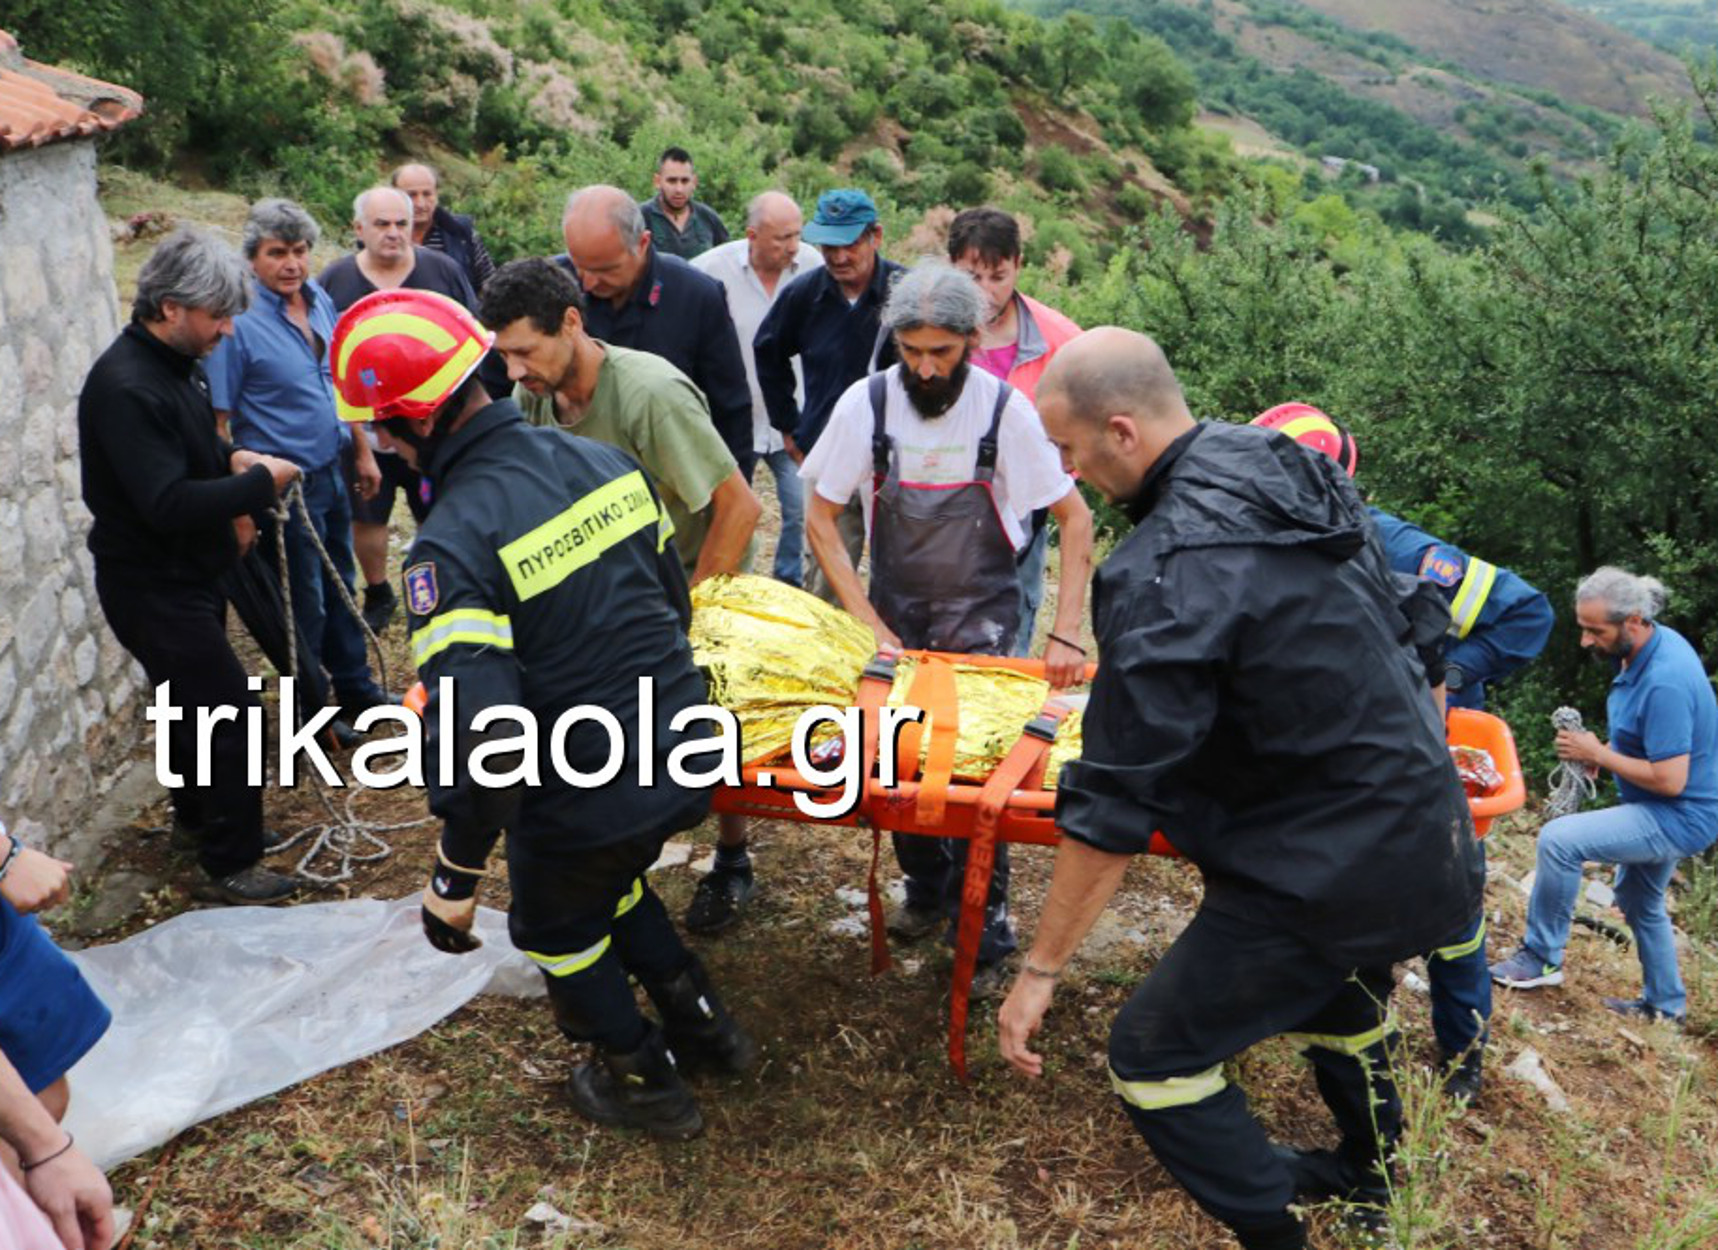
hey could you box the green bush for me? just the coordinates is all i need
[1036,146,1087,193]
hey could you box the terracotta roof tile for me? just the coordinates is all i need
[0,29,142,153]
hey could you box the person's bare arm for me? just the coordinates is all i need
[0,1050,114,1250]
[1041,486,1094,688]
[805,493,899,650]
[690,470,762,585]
[997,838,1131,1078]
[1557,731,1689,796]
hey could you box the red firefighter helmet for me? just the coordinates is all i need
[1251,402,1359,477]
[329,288,494,424]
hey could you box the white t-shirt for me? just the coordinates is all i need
[800,365,1074,550]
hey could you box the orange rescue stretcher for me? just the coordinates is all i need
[710,651,1528,1080]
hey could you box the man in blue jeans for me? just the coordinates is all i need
[1492,566,1718,1024]
[209,199,390,723]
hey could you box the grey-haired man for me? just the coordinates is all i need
[79,228,302,903]
[799,260,1093,993]
[207,199,390,727]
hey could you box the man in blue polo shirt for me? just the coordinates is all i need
[209,199,389,721]
[752,189,903,598]
[558,185,753,472]
[1492,566,1718,1024]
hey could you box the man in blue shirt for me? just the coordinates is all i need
[208,199,389,721]
[557,186,753,472]
[752,189,903,598]
[1492,567,1718,1023]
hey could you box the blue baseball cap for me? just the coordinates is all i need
[802,189,879,246]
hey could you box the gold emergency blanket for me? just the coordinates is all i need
[689,574,1085,788]
[690,575,874,764]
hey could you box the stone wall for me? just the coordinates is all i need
[0,139,145,863]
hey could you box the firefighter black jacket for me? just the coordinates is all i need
[406,399,711,869]
[1056,421,1483,965]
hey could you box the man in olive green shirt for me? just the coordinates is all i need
[480,258,765,937]
[481,259,760,583]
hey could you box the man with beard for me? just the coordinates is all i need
[799,261,1092,994]
[639,146,729,261]
[1491,567,1718,1026]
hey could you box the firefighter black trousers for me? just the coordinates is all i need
[507,825,696,1055]
[96,570,265,878]
[1107,905,1401,1234]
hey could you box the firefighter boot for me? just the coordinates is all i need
[567,1025,704,1141]
[642,957,759,1077]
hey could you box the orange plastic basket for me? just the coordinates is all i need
[1447,707,1527,837]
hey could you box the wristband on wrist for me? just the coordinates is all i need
[21,1132,74,1171]
[1047,632,1087,657]
[0,833,21,885]
[1022,961,1062,981]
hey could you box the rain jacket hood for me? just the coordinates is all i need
[1060,421,1483,966]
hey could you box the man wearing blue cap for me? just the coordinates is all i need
[753,189,902,597]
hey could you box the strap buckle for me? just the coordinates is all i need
[1022,713,1061,743]
[861,653,899,684]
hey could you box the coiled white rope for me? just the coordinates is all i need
[1544,705,1599,821]
[265,480,432,884]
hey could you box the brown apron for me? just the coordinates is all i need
[866,372,1020,655]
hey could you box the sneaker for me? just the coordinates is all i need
[1441,1049,1484,1102]
[1602,996,1685,1027]
[361,581,398,634]
[1489,947,1563,989]
[324,718,366,751]
[192,864,300,905]
[968,956,1017,1001]
[172,823,293,856]
[683,867,756,935]
[885,901,943,942]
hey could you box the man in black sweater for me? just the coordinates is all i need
[79,229,303,904]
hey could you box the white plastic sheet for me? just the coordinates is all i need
[63,895,541,1170]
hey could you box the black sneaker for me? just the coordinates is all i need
[968,956,1018,1001]
[173,823,293,856]
[884,901,943,942]
[1441,1049,1484,1102]
[192,864,300,905]
[1602,996,1685,1028]
[684,868,756,935]
[361,582,398,634]
[324,718,366,751]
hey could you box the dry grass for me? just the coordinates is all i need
[77,176,1718,1247]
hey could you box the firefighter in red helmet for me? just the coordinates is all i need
[330,288,755,1140]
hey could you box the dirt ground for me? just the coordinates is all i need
[75,516,1718,1249]
[67,206,1718,1244]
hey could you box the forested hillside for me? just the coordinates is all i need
[1575,0,1718,50]
[6,0,1222,281]
[1034,0,1690,239]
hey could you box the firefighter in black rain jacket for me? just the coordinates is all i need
[329,289,754,1141]
[999,329,1483,1250]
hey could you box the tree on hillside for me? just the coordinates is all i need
[1063,66,1718,733]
